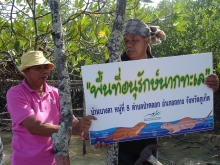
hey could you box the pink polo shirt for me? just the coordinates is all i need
[6,80,60,165]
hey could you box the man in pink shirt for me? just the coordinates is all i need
[6,51,96,165]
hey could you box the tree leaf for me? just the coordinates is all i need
[176,20,190,28]
[36,4,41,13]
[75,0,78,7]
[72,56,75,64]
[75,67,80,72]
[77,53,82,60]
[85,57,92,65]
[14,40,20,52]
[11,26,16,36]
[157,7,168,18]
[78,0,85,8]
[81,32,88,40]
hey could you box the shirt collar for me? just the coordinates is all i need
[22,79,52,93]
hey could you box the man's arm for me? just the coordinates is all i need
[22,115,60,136]
[22,115,97,137]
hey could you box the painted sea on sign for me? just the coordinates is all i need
[90,115,213,145]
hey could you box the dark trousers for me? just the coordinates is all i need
[118,138,157,165]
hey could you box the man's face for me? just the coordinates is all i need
[124,34,149,60]
[23,64,50,88]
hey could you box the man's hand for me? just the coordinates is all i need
[204,74,219,92]
[72,115,97,137]
[94,141,107,149]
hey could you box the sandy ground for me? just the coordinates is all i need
[1,129,220,165]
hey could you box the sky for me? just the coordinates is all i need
[147,0,162,7]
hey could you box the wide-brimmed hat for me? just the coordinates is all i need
[18,51,54,72]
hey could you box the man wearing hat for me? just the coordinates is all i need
[96,18,219,165]
[6,51,96,165]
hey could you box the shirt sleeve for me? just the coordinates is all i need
[6,87,35,126]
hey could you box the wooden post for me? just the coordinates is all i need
[49,0,73,164]
[0,136,3,165]
[82,93,87,155]
[106,0,127,164]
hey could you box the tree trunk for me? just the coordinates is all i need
[106,0,127,164]
[49,0,73,164]
[0,137,3,165]
[107,1,127,63]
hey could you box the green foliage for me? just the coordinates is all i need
[1,0,220,79]
[153,0,220,61]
